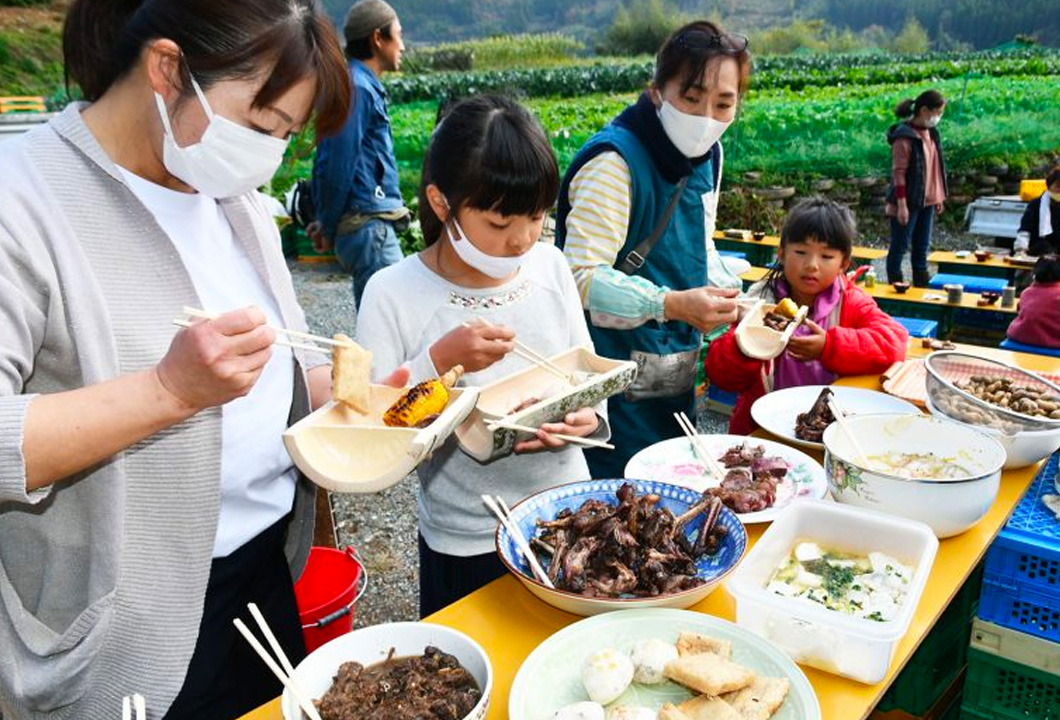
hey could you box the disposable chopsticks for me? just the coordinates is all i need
[485,419,615,450]
[674,411,726,480]
[482,494,555,588]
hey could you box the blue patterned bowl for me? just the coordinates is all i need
[495,478,748,616]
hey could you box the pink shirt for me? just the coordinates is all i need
[886,126,946,215]
[1007,282,1060,349]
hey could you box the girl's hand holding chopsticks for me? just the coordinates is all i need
[430,320,515,374]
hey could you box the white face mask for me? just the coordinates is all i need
[154,76,289,198]
[924,114,942,128]
[444,209,524,279]
[656,99,732,158]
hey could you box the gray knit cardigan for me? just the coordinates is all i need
[0,104,323,719]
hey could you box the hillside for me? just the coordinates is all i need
[0,2,66,97]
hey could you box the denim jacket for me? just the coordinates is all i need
[311,59,405,239]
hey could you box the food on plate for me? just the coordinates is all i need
[582,648,635,705]
[531,483,726,597]
[722,677,792,720]
[865,451,973,479]
[383,365,464,428]
[794,388,835,442]
[554,702,606,720]
[315,645,481,720]
[953,375,1060,420]
[606,706,657,720]
[331,334,372,414]
[708,444,792,514]
[510,396,542,413]
[920,338,956,351]
[766,542,913,622]
[662,696,740,720]
[663,652,755,696]
[762,298,799,331]
[676,632,732,659]
[630,638,679,684]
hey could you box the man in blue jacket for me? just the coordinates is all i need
[308,0,409,307]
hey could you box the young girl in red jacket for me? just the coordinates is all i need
[706,197,909,434]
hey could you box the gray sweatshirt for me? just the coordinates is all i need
[0,105,321,719]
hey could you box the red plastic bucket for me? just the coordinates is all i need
[293,546,367,653]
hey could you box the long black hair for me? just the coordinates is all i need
[419,94,559,246]
[63,0,351,136]
[763,196,857,297]
[895,89,946,120]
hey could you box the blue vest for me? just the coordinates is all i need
[556,124,719,362]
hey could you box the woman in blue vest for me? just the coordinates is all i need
[556,21,751,478]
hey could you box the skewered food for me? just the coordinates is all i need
[331,334,372,414]
[315,645,481,720]
[794,388,835,442]
[707,444,791,514]
[531,484,726,598]
[383,365,464,428]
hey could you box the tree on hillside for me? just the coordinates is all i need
[596,0,689,56]
[892,16,929,53]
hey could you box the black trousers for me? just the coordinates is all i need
[164,517,306,720]
[418,534,506,618]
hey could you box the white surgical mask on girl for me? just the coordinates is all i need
[154,75,289,198]
[656,99,732,158]
[444,205,525,279]
[924,114,942,128]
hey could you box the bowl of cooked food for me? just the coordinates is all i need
[496,479,748,616]
[892,281,910,294]
[974,250,992,262]
[822,413,1006,537]
[752,231,767,241]
[281,621,492,720]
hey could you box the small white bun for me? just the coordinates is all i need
[630,638,679,685]
[581,648,635,705]
[553,701,606,720]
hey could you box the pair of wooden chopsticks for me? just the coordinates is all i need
[173,307,347,356]
[674,411,726,480]
[482,494,555,589]
[234,602,323,720]
[485,418,615,450]
[826,396,876,470]
[121,694,145,720]
[462,319,575,385]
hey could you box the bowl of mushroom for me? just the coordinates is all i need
[924,351,1060,469]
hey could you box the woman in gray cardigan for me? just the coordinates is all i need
[0,1,389,718]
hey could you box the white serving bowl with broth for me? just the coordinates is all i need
[822,413,1006,538]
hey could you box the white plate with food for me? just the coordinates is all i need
[751,385,921,451]
[508,608,820,720]
[624,435,827,524]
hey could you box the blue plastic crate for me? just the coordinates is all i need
[894,316,939,338]
[980,453,1060,643]
[929,273,1009,295]
[1000,338,1060,358]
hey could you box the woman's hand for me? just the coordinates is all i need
[514,407,600,454]
[664,287,739,333]
[429,321,515,374]
[786,319,827,362]
[936,203,945,216]
[155,306,275,412]
[306,221,332,253]
[896,200,910,227]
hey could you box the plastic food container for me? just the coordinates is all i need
[726,500,939,684]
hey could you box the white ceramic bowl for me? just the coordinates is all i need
[281,622,492,720]
[822,413,1006,538]
[926,395,1060,469]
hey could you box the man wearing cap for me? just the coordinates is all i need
[309,0,409,307]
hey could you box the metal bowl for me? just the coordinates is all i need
[924,351,1060,435]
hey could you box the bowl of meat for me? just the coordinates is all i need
[496,479,748,616]
[281,621,491,720]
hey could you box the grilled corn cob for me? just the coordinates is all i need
[383,365,464,427]
[774,298,799,319]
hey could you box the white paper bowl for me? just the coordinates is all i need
[822,413,1006,538]
[281,621,492,720]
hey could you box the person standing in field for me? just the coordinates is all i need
[885,89,948,287]
[308,0,409,307]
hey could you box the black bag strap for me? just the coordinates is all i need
[616,174,690,275]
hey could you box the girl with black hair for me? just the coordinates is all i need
[0,1,372,718]
[885,89,948,286]
[1006,254,1060,349]
[707,198,908,434]
[355,95,608,616]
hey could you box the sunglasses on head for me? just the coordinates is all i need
[674,30,749,54]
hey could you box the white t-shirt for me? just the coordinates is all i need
[120,169,297,557]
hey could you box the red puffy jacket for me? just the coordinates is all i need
[706,277,909,435]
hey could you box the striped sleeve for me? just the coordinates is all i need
[562,152,668,328]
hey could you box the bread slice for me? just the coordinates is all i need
[331,334,372,414]
[676,631,734,659]
[664,653,755,696]
[659,704,693,720]
[721,676,791,720]
[677,695,743,720]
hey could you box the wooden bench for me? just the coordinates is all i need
[715,231,886,269]
[0,96,46,114]
[927,251,1020,280]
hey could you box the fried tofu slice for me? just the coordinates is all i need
[721,676,791,720]
[659,704,693,720]
[664,653,755,696]
[676,631,734,659]
[677,695,743,720]
[331,333,372,414]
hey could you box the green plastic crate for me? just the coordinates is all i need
[876,562,984,715]
[961,646,1060,720]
